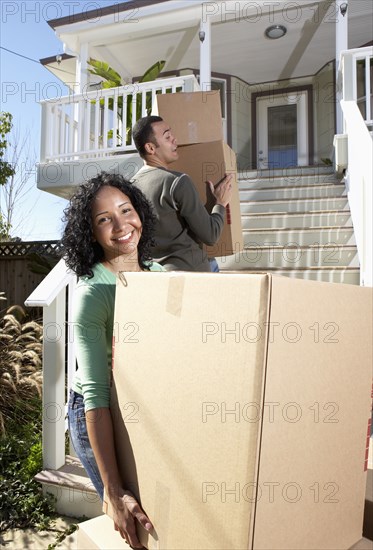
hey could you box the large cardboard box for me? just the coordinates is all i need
[152,91,223,146]
[172,141,243,256]
[110,273,373,550]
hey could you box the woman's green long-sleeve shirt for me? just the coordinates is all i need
[71,262,164,411]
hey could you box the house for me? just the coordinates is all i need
[26,0,372,521]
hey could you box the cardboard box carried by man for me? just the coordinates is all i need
[108,272,373,550]
[152,91,243,257]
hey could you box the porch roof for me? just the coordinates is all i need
[43,0,373,86]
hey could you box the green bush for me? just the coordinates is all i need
[0,298,56,532]
[0,406,57,532]
[0,304,43,435]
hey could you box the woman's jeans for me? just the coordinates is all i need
[68,389,104,501]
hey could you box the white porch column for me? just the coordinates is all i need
[335,1,348,134]
[74,42,89,155]
[75,42,89,94]
[199,17,211,92]
[43,292,66,470]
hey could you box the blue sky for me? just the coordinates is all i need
[0,1,113,240]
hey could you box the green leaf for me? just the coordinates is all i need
[87,58,122,87]
[0,112,16,187]
[139,60,166,83]
[101,80,121,90]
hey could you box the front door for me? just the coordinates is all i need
[257,91,309,169]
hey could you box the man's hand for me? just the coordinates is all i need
[109,490,153,548]
[207,173,233,207]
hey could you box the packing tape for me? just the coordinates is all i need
[166,275,185,317]
[187,121,198,142]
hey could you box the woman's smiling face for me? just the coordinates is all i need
[91,186,142,263]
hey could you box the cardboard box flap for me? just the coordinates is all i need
[111,272,271,550]
[253,277,373,550]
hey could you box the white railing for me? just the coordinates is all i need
[337,47,373,286]
[339,46,373,128]
[40,75,200,163]
[25,259,75,469]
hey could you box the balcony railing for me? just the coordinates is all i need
[40,75,200,163]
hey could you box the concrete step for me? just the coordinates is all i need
[219,266,361,285]
[35,455,103,519]
[240,197,349,213]
[238,173,340,189]
[217,245,359,270]
[77,515,131,549]
[238,165,334,181]
[241,211,352,229]
[243,227,356,246]
[239,184,346,201]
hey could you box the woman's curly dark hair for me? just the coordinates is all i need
[61,172,156,277]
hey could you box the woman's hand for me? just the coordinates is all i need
[85,409,153,546]
[110,489,153,548]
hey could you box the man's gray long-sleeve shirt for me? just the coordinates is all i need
[132,166,225,271]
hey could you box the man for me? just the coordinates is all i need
[131,115,233,272]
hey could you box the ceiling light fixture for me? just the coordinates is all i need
[265,25,287,39]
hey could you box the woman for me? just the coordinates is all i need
[61,172,163,547]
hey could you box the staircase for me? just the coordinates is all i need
[217,166,360,284]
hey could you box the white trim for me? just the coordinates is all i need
[335,0,348,134]
[199,16,211,92]
[340,100,373,287]
[25,259,74,307]
[257,91,309,168]
[42,293,66,470]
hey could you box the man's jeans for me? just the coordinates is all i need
[68,389,104,501]
[208,257,220,272]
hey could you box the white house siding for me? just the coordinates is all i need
[230,76,252,172]
[229,65,337,170]
[313,61,335,164]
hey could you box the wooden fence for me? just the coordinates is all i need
[0,241,62,313]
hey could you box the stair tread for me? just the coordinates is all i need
[239,183,344,191]
[241,244,357,250]
[240,197,348,204]
[221,266,360,272]
[238,167,335,178]
[242,210,350,217]
[243,226,354,232]
[35,454,96,493]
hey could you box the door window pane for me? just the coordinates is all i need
[268,104,297,168]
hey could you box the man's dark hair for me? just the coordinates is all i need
[132,116,163,158]
[61,172,156,278]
